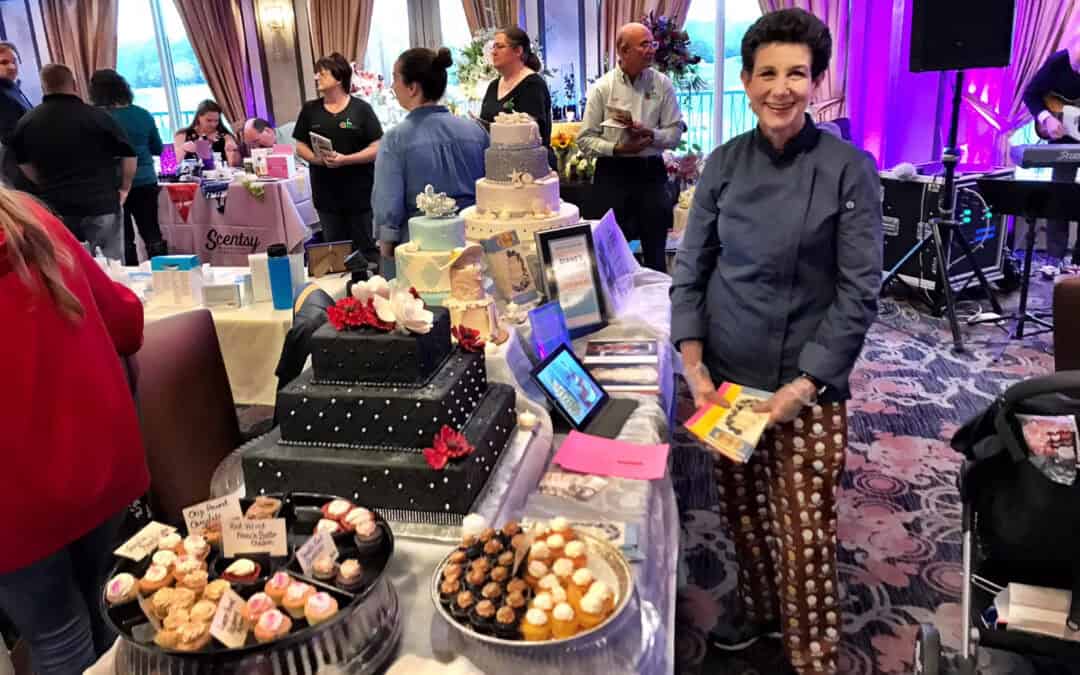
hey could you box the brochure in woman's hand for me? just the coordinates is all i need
[685,382,773,463]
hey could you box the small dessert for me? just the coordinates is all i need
[151,550,178,571]
[551,601,579,638]
[343,507,375,532]
[222,558,261,584]
[321,499,354,522]
[505,590,528,618]
[470,599,497,634]
[441,563,464,583]
[552,558,575,585]
[578,592,607,630]
[520,607,551,642]
[179,569,208,595]
[530,523,551,540]
[481,581,503,604]
[506,578,529,598]
[568,568,594,609]
[138,563,174,594]
[264,571,292,603]
[189,599,217,624]
[448,550,468,566]
[311,555,338,582]
[203,579,231,602]
[451,590,475,622]
[490,566,510,585]
[483,538,504,559]
[253,609,292,643]
[545,534,566,559]
[549,517,575,541]
[461,513,488,539]
[304,592,339,625]
[335,559,364,592]
[497,551,516,568]
[174,621,211,652]
[564,540,588,569]
[479,527,497,545]
[353,519,384,557]
[525,560,549,588]
[588,580,616,613]
[532,591,555,612]
[182,535,209,561]
[163,608,190,631]
[173,555,206,584]
[150,587,176,619]
[245,495,282,520]
[494,605,519,639]
[168,587,198,613]
[465,568,487,595]
[529,541,552,564]
[282,582,315,618]
[510,533,528,554]
[439,578,462,607]
[315,518,342,536]
[244,592,277,623]
[158,532,183,554]
[501,521,522,540]
[549,584,568,604]
[537,573,562,593]
[105,573,138,606]
[200,522,223,548]
[468,558,491,575]
[153,629,180,649]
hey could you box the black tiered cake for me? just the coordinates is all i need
[242,306,517,521]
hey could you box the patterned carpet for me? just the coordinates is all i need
[670,267,1060,675]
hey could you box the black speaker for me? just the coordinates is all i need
[910,0,1016,72]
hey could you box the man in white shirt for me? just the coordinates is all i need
[577,22,685,272]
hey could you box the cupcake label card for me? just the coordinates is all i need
[114,521,178,561]
[182,495,242,535]
[296,531,339,577]
[210,589,249,648]
[223,518,288,557]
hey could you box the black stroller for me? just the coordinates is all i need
[914,372,1080,675]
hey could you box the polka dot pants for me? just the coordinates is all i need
[714,402,847,674]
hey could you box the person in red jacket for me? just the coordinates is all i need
[0,188,148,674]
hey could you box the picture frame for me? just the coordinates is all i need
[534,223,608,338]
[528,301,572,361]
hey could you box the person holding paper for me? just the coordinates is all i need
[0,188,147,673]
[576,21,685,272]
[669,10,882,674]
[293,53,383,259]
[173,99,239,168]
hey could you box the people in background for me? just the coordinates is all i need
[241,117,277,153]
[670,10,881,674]
[173,99,239,168]
[11,64,136,260]
[90,68,167,264]
[0,41,33,190]
[293,53,382,258]
[577,22,685,272]
[480,27,553,164]
[0,186,147,674]
[372,47,488,278]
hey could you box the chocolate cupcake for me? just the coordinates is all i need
[465,568,488,595]
[497,551,516,569]
[452,590,475,622]
[335,559,365,593]
[470,599,497,635]
[448,550,468,566]
[483,538,505,559]
[439,578,461,607]
[505,590,528,618]
[469,558,491,575]
[495,605,519,639]
[461,534,483,559]
[479,528,497,545]
[481,581,503,604]
[506,578,530,598]
[442,563,464,584]
[490,566,511,585]
[501,521,522,539]
[353,519,384,558]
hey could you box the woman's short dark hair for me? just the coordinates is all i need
[181,99,232,138]
[89,69,133,107]
[315,52,352,94]
[498,27,541,72]
[741,8,832,81]
[397,47,453,102]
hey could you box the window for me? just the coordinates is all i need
[117,0,214,143]
[364,0,413,81]
[440,0,474,101]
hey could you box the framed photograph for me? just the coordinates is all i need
[535,224,608,338]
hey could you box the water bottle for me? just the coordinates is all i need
[266,244,293,310]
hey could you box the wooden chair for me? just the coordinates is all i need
[128,309,242,524]
[1054,276,1080,372]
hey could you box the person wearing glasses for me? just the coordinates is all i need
[576,22,685,273]
[479,27,553,166]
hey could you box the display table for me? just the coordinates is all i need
[158,173,318,266]
[135,268,349,406]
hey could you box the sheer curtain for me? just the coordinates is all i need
[461,0,520,33]
[308,0,375,63]
[757,0,848,121]
[41,0,118,97]
[173,0,252,128]
[600,0,692,71]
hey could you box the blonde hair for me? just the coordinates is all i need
[0,188,84,321]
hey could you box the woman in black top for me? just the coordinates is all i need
[293,52,382,257]
[173,99,239,167]
[479,27,553,164]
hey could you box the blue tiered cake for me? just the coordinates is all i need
[395,185,467,307]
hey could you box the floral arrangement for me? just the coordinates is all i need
[642,12,705,91]
[663,147,704,189]
[452,325,485,352]
[349,64,406,129]
[455,29,546,104]
[552,130,596,183]
[327,276,434,335]
[423,425,476,470]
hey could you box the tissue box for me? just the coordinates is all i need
[202,282,243,309]
[150,254,200,271]
[266,154,296,179]
[151,268,203,306]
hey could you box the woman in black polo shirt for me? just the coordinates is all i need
[293,53,383,259]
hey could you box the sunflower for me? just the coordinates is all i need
[551,132,574,151]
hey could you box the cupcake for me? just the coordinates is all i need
[506,578,530,598]
[343,507,375,533]
[490,566,510,585]
[464,568,487,595]
[178,569,208,596]
[311,555,338,582]
[549,584,568,604]
[549,517,575,542]
[587,581,616,613]
[152,550,178,571]
[222,558,261,584]
[315,518,343,536]
[153,628,180,649]
[451,590,475,623]
[470,599,497,634]
[481,581,503,605]
[578,592,607,630]
[353,519,384,557]
[520,608,551,641]
[321,499,354,522]
[501,521,522,542]
[494,605,519,639]
[282,582,315,619]
[245,495,282,519]
[564,540,588,569]
[528,541,552,565]
[138,563,173,595]
[478,528,498,546]
[150,588,176,619]
[173,555,206,584]
[439,578,461,607]
[551,602,579,638]
[537,573,562,594]
[264,571,292,603]
[497,551,516,569]
[158,532,183,554]
[483,538,504,560]
[505,590,528,618]
[163,608,190,632]
[105,573,138,606]
[203,579,231,602]
[245,592,277,623]
[447,550,468,567]
[568,568,594,610]
[168,587,198,613]
[468,558,491,575]
[200,522,223,549]
[304,592,339,625]
[253,609,292,643]
[532,591,555,613]
[551,558,575,585]
[182,535,209,561]
[174,621,211,652]
[335,559,364,593]
[525,560,549,588]
[441,563,464,584]
[189,600,217,624]
[545,534,566,559]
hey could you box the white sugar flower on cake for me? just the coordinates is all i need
[509,170,535,188]
[494,111,536,125]
[415,184,458,218]
[351,275,391,303]
[373,285,434,334]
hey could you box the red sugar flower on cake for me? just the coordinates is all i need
[408,286,422,300]
[452,325,485,352]
[423,425,475,470]
[363,297,396,332]
[327,298,369,331]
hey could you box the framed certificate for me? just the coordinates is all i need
[535,224,608,338]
